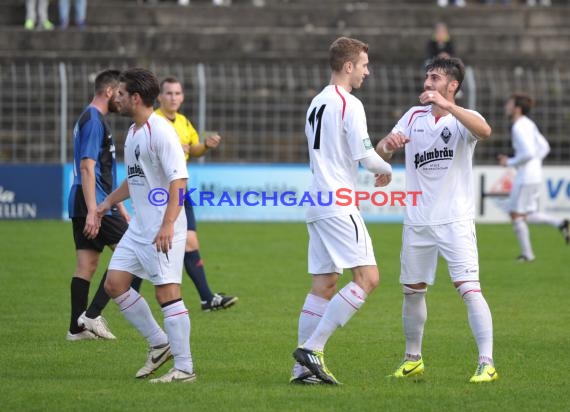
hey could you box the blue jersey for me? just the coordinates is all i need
[68,106,118,218]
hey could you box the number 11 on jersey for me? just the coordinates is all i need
[308,104,326,149]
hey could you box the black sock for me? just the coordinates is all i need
[69,277,90,333]
[184,250,213,302]
[85,270,109,319]
[86,271,144,318]
[130,276,143,292]
[161,298,182,308]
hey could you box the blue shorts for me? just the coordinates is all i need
[184,199,197,231]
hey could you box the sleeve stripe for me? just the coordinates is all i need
[407,109,430,127]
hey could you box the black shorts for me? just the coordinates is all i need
[72,214,128,252]
[184,199,197,231]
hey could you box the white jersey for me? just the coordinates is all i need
[123,112,188,243]
[508,115,549,185]
[305,85,377,222]
[393,105,483,226]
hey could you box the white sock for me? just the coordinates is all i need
[402,285,427,358]
[513,218,534,259]
[527,212,562,228]
[162,300,193,374]
[298,293,329,345]
[303,282,367,352]
[457,282,494,364]
[293,293,329,377]
[114,288,167,347]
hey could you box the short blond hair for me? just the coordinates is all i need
[329,37,369,72]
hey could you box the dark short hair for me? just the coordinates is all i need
[159,76,182,93]
[119,68,160,107]
[329,37,369,72]
[94,69,120,95]
[425,57,465,94]
[511,92,533,115]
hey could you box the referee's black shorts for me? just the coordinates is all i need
[72,214,128,252]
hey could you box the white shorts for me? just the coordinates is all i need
[307,214,376,275]
[108,231,185,285]
[508,183,540,214]
[400,220,479,285]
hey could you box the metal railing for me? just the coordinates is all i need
[1,61,569,165]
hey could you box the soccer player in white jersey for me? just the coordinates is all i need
[498,92,569,261]
[291,37,393,385]
[96,68,195,383]
[376,57,498,383]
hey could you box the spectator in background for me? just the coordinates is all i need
[24,0,54,30]
[426,22,454,65]
[497,93,569,262]
[527,0,551,5]
[178,0,266,6]
[437,0,466,7]
[59,0,87,29]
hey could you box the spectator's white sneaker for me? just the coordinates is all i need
[150,368,197,383]
[78,312,117,340]
[136,343,172,378]
[66,330,99,341]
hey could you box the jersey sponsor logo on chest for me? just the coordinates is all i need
[127,164,145,178]
[413,147,454,169]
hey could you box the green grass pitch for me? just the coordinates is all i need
[0,221,568,411]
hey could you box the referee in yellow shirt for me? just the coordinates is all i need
[156,77,238,311]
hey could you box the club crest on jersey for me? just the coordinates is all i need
[363,138,373,150]
[135,144,140,161]
[440,127,452,144]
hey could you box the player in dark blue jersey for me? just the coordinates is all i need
[67,69,141,341]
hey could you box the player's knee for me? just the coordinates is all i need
[185,231,199,251]
[155,284,181,305]
[103,277,116,297]
[402,283,427,296]
[456,281,482,301]
[403,285,427,295]
[311,277,337,300]
[104,272,129,298]
[352,266,379,294]
[312,285,336,300]
[367,270,380,291]
[75,258,99,278]
[512,215,525,228]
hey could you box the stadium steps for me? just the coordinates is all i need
[1,25,570,65]
[0,2,570,64]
